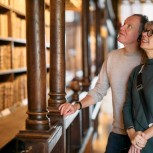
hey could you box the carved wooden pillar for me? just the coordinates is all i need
[25,0,49,131]
[48,0,66,152]
[17,0,46,133]
[110,0,119,49]
[81,0,92,135]
[82,0,91,91]
[68,80,82,152]
[48,0,66,114]
[95,0,103,76]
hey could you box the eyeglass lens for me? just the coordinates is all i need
[147,30,153,37]
[143,29,153,37]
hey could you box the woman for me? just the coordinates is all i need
[123,21,153,153]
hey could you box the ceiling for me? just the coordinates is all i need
[65,0,82,11]
[65,0,153,11]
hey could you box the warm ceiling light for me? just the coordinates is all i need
[128,0,135,3]
[128,0,148,3]
[70,0,82,9]
[140,0,146,2]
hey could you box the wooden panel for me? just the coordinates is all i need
[0,105,27,148]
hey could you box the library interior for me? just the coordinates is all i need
[0,0,153,153]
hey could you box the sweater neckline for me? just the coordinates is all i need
[122,48,141,57]
[146,58,153,65]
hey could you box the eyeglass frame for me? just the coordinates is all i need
[142,29,153,37]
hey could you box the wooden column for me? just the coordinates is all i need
[68,80,82,152]
[110,0,119,49]
[48,0,66,114]
[95,0,103,76]
[82,0,91,91]
[48,0,66,152]
[25,0,50,131]
[81,0,92,135]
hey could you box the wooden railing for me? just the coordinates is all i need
[0,80,101,153]
[0,0,104,152]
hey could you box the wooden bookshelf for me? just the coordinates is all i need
[0,0,51,114]
[0,1,79,151]
[0,104,27,149]
[45,2,50,43]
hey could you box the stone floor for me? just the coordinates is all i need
[93,88,113,153]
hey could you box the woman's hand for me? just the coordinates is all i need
[131,131,147,150]
[128,145,140,153]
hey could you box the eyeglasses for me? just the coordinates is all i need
[142,29,153,37]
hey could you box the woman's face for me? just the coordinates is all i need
[141,22,153,53]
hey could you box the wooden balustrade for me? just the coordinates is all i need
[0,0,102,152]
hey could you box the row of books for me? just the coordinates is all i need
[0,72,51,112]
[0,13,8,38]
[0,45,51,71]
[0,0,49,8]
[13,46,26,69]
[0,45,27,70]
[0,82,13,111]
[0,45,11,70]
[0,0,26,14]
[11,12,26,39]
[13,74,27,107]
[0,74,27,111]
[0,12,26,39]
[0,13,50,40]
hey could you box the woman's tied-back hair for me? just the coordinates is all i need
[142,21,153,64]
[132,14,149,64]
[145,21,153,28]
[132,14,149,42]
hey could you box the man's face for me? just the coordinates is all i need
[118,16,141,45]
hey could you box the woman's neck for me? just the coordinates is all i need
[146,51,153,59]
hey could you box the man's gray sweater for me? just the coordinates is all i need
[88,48,142,134]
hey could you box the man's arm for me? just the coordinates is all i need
[59,56,110,116]
[59,95,95,116]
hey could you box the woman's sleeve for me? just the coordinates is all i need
[123,70,135,130]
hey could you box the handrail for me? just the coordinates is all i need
[92,102,101,120]
[65,110,80,129]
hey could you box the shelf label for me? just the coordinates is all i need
[1,108,11,117]
[22,99,28,105]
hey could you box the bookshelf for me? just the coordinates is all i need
[0,0,51,149]
[0,0,78,149]
[0,0,50,113]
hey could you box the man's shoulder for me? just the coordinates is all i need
[107,48,123,59]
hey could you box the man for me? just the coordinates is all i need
[59,14,148,153]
